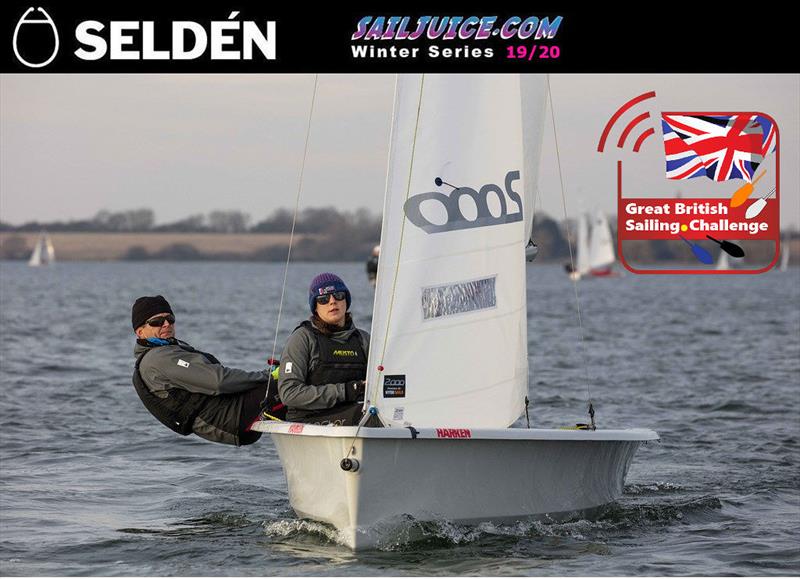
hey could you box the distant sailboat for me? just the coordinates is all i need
[565,214,590,280]
[588,211,618,276]
[780,238,790,271]
[366,245,380,287]
[28,232,55,267]
[566,212,618,279]
[715,249,730,271]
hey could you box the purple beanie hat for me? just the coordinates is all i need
[309,273,351,313]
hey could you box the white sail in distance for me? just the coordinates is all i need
[367,74,536,428]
[588,211,616,271]
[716,250,730,270]
[780,239,790,271]
[44,234,55,264]
[28,237,43,267]
[575,214,591,275]
[28,232,55,266]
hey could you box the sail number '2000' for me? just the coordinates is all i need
[403,170,523,234]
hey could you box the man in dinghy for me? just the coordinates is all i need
[131,295,276,446]
[277,273,369,426]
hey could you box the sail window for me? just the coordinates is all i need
[421,276,497,320]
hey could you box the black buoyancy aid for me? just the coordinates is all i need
[289,321,367,425]
[132,340,218,436]
[306,322,367,385]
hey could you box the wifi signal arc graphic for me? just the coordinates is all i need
[597,91,657,153]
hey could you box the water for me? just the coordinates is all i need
[1,261,798,575]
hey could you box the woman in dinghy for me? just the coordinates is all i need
[277,273,369,426]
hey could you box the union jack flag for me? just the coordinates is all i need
[661,114,776,182]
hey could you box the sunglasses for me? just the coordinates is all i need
[146,314,175,327]
[315,291,346,305]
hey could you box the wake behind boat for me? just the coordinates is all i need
[254,74,657,550]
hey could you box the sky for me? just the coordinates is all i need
[1,74,798,228]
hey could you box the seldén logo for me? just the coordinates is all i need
[13,7,59,68]
[11,7,276,68]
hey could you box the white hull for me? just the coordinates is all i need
[253,422,658,550]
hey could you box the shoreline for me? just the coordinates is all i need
[1,231,796,264]
[0,231,322,261]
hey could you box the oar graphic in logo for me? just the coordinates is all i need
[745,187,776,220]
[730,169,766,208]
[13,7,59,68]
[678,235,714,264]
[706,235,745,258]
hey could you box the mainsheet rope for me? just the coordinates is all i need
[546,75,596,430]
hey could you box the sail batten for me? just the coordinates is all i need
[368,74,546,429]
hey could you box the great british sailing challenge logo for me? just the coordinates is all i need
[598,91,780,274]
[13,7,60,68]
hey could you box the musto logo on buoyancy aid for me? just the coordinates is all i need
[403,170,523,234]
[332,349,359,357]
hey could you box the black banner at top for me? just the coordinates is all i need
[2,2,796,73]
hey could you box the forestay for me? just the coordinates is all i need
[367,74,546,428]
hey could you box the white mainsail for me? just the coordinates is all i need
[28,237,43,267]
[367,74,538,429]
[716,249,730,270]
[521,75,548,243]
[44,234,55,264]
[575,214,591,276]
[588,211,615,271]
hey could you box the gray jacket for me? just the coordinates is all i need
[133,339,269,445]
[278,320,370,410]
[134,340,269,396]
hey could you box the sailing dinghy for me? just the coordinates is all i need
[587,211,620,277]
[565,213,590,280]
[28,232,55,267]
[779,238,790,271]
[716,248,731,271]
[253,74,657,550]
[565,212,619,279]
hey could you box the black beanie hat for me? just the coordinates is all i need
[132,295,173,330]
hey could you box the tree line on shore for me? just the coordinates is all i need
[0,208,381,235]
[0,207,792,263]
